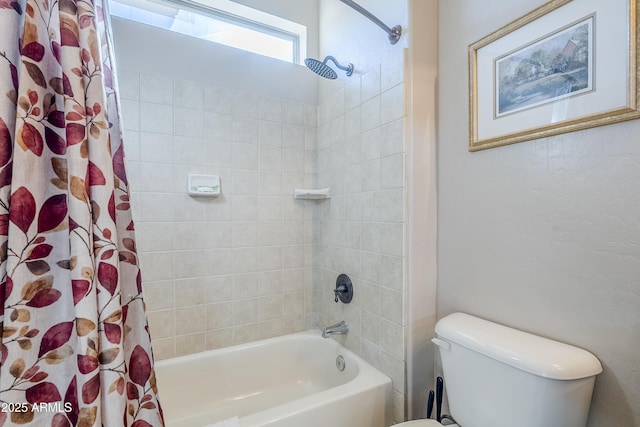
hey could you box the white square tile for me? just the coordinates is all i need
[361,159,381,192]
[282,149,304,173]
[304,104,318,127]
[140,102,173,134]
[281,221,303,245]
[361,65,381,102]
[258,197,283,221]
[123,130,140,161]
[140,132,173,163]
[174,107,204,138]
[143,280,174,311]
[233,273,261,299]
[234,298,260,325]
[206,302,234,329]
[233,247,260,274]
[282,245,304,269]
[175,278,206,307]
[233,170,259,195]
[174,193,206,222]
[282,125,304,150]
[259,246,283,271]
[379,288,403,325]
[362,128,381,161]
[173,136,205,165]
[174,250,207,278]
[204,86,235,114]
[138,193,176,222]
[259,121,282,147]
[205,194,233,222]
[344,76,362,111]
[233,117,258,143]
[151,338,175,361]
[361,96,381,133]
[376,189,404,223]
[204,276,234,303]
[204,112,233,141]
[232,196,259,221]
[205,248,235,276]
[233,143,259,170]
[260,270,283,295]
[259,221,283,246]
[118,69,139,101]
[205,141,233,168]
[381,49,405,92]
[147,309,175,339]
[381,84,405,125]
[258,97,282,122]
[378,255,403,291]
[121,99,140,131]
[259,295,283,321]
[304,127,318,151]
[234,324,260,344]
[205,222,233,249]
[259,146,282,171]
[206,329,234,350]
[174,223,206,250]
[175,333,205,356]
[380,153,404,189]
[136,222,174,252]
[259,171,282,196]
[380,119,404,156]
[232,221,260,247]
[139,162,174,192]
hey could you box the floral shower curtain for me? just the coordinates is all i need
[0,0,163,425]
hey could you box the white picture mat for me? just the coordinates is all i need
[475,0,629,141]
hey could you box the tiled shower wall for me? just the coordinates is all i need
[314,62,407,420]
[118,69,319,359]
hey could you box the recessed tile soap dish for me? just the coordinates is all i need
[188,174,220,197]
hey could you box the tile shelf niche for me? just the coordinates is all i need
[293,188,330,200]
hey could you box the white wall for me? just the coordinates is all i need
[438,1,640,426]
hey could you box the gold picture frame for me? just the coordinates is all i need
[469,0,640,151]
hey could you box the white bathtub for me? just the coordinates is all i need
[155,330,393,427]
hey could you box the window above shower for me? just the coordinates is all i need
[109,0,308,64]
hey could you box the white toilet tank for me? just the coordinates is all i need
[433,313,602,427]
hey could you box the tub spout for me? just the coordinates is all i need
[322,320,349,338]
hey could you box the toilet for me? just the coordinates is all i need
[394,313,602,427]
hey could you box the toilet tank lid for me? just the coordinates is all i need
[435,313,603,380]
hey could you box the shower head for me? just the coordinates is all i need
[304,56,353,79]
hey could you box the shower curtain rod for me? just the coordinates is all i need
[338,0,402,45]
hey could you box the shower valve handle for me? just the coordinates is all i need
[333,274,353,304]
[334,285,348,303]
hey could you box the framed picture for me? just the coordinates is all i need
[469,0,640,151]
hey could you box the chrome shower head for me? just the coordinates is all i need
[304,56,353,80]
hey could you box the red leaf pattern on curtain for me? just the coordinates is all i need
[0,0,164,423]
